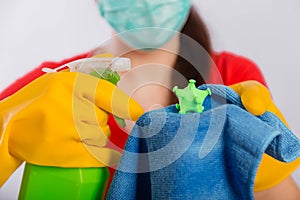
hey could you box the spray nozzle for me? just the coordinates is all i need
[42,57,131,75]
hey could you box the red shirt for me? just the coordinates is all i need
[0,51,267,190]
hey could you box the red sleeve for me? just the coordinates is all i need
[0,52,91,100]
[212,51,268,87]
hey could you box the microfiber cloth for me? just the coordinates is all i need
[107,84,300,200]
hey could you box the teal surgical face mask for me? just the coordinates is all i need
[98,0,191,50]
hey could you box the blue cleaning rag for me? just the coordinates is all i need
[107,84,300,200]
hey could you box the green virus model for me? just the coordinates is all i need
[173,79,211,114]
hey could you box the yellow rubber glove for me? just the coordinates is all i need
[230,80,300,191]
[0,71,144,188]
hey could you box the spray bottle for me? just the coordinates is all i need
[18,56,130,200]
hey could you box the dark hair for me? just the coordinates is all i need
[170,5,212,103]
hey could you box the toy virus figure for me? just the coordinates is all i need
[173,79,211,114]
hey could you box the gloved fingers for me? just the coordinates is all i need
[72,72,144,121]
[94,79,144,121]
[72,93,110,129]
[94,106,110,127]
[229,80,272,116]
[75,119,110,148]
[72,86,112,146]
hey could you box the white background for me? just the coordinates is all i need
[0,0,299,199]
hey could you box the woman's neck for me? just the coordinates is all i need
[93,32,180,69]
[92,33,180,112]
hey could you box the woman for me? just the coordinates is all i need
[0,1,299,199]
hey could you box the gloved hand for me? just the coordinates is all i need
[229,80,287,125]
[229,80,300,191]
[0,71,144,188]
